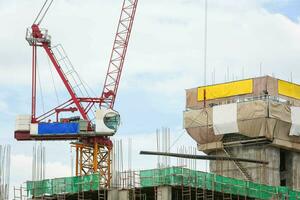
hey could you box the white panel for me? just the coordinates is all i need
[15,114,31,131]
[30,123,38,135]
[15,124,30,131]
[213,103,238,135]
[16,115,31,120]
[16,122,31,126]
[290,107,300,136]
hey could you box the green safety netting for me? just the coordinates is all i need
[140,166,300,200]
[26,173,100,197]
[26,167,300,199]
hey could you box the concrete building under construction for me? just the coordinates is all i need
[7,0,300,199]
[14,76,300,200]
[184,76,300,190]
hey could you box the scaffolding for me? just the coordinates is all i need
[139,166,300,199]
[26,173,100,197]
[24,166,300,199]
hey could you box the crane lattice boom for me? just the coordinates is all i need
[101,0,138,109]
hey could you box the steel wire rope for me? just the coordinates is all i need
[53,44,97,120]
[36,59,45,113]
[33,0,49,24]
[80,78,98,120]
[203,0,209,173]
[38,0,54,25]
[47,56,60,105]
[203,0,208,86]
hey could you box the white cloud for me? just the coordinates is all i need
[10,154,32,183]
[0,100,8,112]
[10,153,71,198]
[1,0,300,93]
[10,153,71,181]
[46,161,71,179]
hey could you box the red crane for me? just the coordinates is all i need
[15,0,138,187]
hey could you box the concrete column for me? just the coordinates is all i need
[157,186,172,200]
[108,189,119,200]
[108,189,130,200]
[119,190,130,200]
[209,145,280,186]
[291,152,300,190]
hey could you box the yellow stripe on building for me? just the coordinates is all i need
[278,80,300,100]
[197,79,253,101]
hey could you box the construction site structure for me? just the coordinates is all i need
[184,76,300,190]
[14,0,138,188]
[16,166,300,200]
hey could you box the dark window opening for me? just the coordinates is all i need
[280,149,286,172]
[280,149,287,187]
[281,179,286,186]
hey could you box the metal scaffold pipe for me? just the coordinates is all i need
[0,145,11,200]
[140,151,269,165]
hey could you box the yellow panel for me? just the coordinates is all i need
[278,80,300,99]
[197,79,253,101]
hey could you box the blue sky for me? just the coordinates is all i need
[264,0,300,22]
[1,0,300,197]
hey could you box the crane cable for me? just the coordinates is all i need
[33,0,53,25]
[38,0,53,25]
[33,0,48,24]
[47,57,60,105]
[36,60,45,114]
[203,0,208,86]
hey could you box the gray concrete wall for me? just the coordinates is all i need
[157,186,172,200]
[286,151,300,190]
[108,189,119,200]
[209,145,280,186]
[108,189,130,200]
[119,190,130,200]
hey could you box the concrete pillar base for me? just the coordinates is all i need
[157,186,172,200]
[107,189,119,200]
[108,189,130,200]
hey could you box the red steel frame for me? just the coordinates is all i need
[19,0,138,186]
[100,0,138,109]
[30,24,93,123]
[31,45,37,122]
[30,0,138,124]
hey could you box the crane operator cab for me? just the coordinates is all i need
[95,109,120,136]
